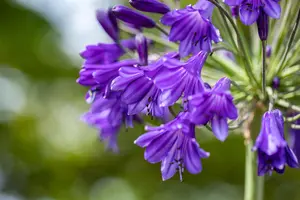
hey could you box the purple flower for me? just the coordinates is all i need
[110,53,177,119]
[129,0,170,14]
[257,10,269,41]
[135,113,210,181]
[77,59,139,90]
[111,66,169,119]
[188,77,238,141]
[253,110,298,176]
[96,9,119,41]
[272,76,280,90]
[194,0,215,19]
[112,5,156,28]
[161,5,221,57]
[266,45,272,57]
[79,39,136,65]
[224,0,281,25]
[231,6,239,17]
[82,91,135,152]
[290,114,300,162]
[135,34,148,65]
[154,51,208,107]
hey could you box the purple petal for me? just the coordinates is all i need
[263,0,281,19]
[134,131,163,148]
[239,4,260,25]
[211,116,228,141]
[144,131,177,163]
[184,138,202,174]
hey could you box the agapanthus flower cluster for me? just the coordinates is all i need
[77,0,300,183]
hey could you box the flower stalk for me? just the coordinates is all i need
[262,40,267,99]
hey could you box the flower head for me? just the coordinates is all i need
[224,0,281,25]
[135,113,210,181]
[189,77,238,141]
[253,110,298,175]
[129,0,170,14]
[161,5,221,57]
[154,51,208,107]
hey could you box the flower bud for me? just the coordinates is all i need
[257,10,269,41]
[266,45,272,57]
[112,5,156,28]
[129,0,170,14]
[135,33,148,65]
[230,6,239,18]
[96,9,119,41]
[272,76,280,90]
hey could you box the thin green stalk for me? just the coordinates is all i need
[278,8,300,73]
[291,124,300,129]
[120,24,178,50]
[276,99,300,112]
[256,176,265,200]
[244,140,255,200]
[285,114,300,122]
[219,11,239,51]
[155,24,169,37]
[262,40,267,99]
[208,0,259,88]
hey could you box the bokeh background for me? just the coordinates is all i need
[0,0,300,200]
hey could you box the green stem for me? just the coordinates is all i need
[276,99,300,112]
[208,0,259,88]
[219,11,239,51]
[262,40,267,99]
[244,140,255,200]
[278,8,300,73]
[291,124,300,129]
[256,176,265,200]
[155,24,169,37]
[120,24,178,50]
[286,114,300,122]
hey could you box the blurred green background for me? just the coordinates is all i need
[0,0,300,200]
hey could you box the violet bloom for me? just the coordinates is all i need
[257,9,269,41]
[79,39,136,65]
[161,5,221,57]
[129,0,170,14]
[77,58,139,90]
[266,45,272,57]
[135,113,210,181]
[272,76,280,90]
[135,34,148,65]
[253,110,298,175]
[290,115,300,162]
[112,5,156,28]
[194,0,215,19]
[224,0,281,25]
[231,6,239,18]
[189,77,238,141]
[82,92,134,152]
[96,9,119,41]
[154,51,208,107]
[111,66,169,119]
[111,53,177,119]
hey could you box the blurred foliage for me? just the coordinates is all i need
[0,0,300,200]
